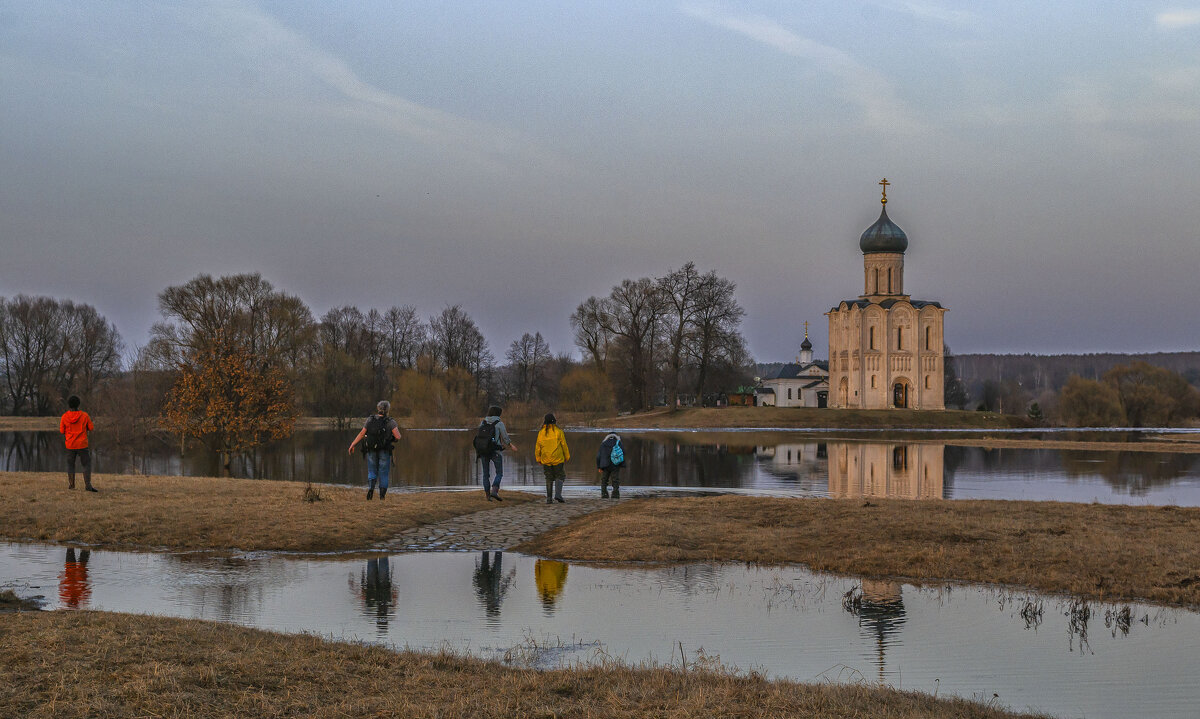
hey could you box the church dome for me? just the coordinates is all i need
[859,206,908,254]
[800,335,812,351]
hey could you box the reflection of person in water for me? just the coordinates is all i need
[534,559,568,612]
[473,551,513,620]
[59,548,92,609]
[359,557,397,633]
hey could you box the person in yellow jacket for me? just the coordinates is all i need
[534,413,569,504]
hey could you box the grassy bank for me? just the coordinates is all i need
[0,612,1047,719]
[517,496,1200,607]
[587,406,1029,430]
[0,472,534,553]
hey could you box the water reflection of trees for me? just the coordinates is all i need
[1059,451,1200,495]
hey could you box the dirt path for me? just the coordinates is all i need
[381,495,619,551]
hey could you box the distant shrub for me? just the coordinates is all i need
[558,368,615,414]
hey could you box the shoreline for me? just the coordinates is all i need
[5,471,1200,609]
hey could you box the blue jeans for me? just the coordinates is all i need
[480,453,503,492]
[367,451,391,491]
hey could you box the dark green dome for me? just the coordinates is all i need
[859,206,908,254]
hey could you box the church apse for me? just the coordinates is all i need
[826,442,945,499]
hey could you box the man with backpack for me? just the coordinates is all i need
[473,405,516,501]
[348,400,403,500]
[596,432,625,499]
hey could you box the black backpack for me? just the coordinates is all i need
[472,420,499,457]
[363,415,394,452]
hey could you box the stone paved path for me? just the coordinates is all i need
[380,494,619,552]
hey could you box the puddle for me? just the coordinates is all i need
[2,542,1196,718]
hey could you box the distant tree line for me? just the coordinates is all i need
[2,266,752,458]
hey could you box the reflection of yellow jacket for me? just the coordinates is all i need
[535,425,570,465]
[535,559,568,605]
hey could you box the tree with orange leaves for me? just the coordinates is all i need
[163,332,297,470]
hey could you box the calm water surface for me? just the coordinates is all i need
[2,543,1194,719]
[4,429,1200,505]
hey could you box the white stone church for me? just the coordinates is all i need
[825,180,947,409]
[756,329,830,408]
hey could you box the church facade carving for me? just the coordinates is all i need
[826,181,947,409]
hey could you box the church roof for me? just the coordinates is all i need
[765,361,829,380]
[859,206,908,254]
[830,298,944,312]
[800,335,813,351]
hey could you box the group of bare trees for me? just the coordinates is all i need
[0,296,122,415]
[570,263,751,411]
[3,265,752,432]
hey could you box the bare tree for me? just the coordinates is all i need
[429,305,494,375]
[506,332,552,402]
[658,262,704,409]
[383,305,426,369]
[0,296,122,415]
[570,296,612,372]
[599,278,666,411]
[686,273,748,400]
[150,273,313,371]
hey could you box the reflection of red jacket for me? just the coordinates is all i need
[59,411,93,450]
[59,560,90,609]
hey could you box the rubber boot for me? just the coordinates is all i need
[611,484,619,499]
[366,484,374,500]
[379,486,387,500]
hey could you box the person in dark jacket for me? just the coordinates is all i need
[595,432,625,499]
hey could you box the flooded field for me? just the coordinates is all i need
[4,429,1200,505]
[2,543,1194,719]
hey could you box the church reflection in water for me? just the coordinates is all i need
[843,578,907,683]
[827,442,945,499]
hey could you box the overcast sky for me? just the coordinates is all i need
[3,1,1198,363]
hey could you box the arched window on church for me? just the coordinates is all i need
[869,326,876,350]
[787,388,792,400]
[873,268,879,294]
[897,327,903,350]
[871,375,876,388]
[887,268,893,294]
[925,375,931,389]
[925,326,931,350]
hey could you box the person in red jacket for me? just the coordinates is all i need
[59,395,97,492]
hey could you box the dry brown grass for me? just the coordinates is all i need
[0,472,534,553]
[0,611,1048,719]
[517,496,1200,607]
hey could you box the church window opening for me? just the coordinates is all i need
[897,327,903,350]
[893,446,908,471]
[925,326,931,350]
[869,326,875,350]
[887,268,893,294]
[871,375,876,388]
[787,388,792,400]
[873,268,879,293]
[925,375,930,389]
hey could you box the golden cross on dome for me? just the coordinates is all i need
[803,320,809,338]
[879,177,890,205]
